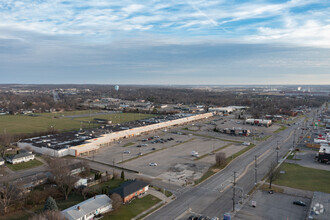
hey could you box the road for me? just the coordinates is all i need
[146,115,309,220]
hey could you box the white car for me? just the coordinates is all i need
[149,162,157,166]
[123,150,130,154]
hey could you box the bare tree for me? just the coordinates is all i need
[215,152,227,167]
[48,158,76,200]
[268,162,280,189]
[81,187,91,200]
[29,210,66,220]
[110,193,122,210]
[0,133,13,158]
[0,182,23,214]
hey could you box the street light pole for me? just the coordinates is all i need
[232,171,236,212]
[254,156,258,185]
[276,141,280,164]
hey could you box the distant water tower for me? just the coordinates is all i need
[114,85,119,91]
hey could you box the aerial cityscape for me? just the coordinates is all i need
[0,1,330,220]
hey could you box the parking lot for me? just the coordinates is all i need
[84,114,263,184]
[235,190,311,220]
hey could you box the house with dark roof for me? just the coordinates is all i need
[109,180,149,203]
[6,152,35,164]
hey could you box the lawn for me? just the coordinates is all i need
[0,112,155,134]
[274,163,330,193]
[6,159,43,171]
[91,179,125,193]
[103,194,161,220]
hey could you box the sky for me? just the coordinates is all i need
[0,0,330,85]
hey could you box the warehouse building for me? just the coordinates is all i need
[18,113,213,157]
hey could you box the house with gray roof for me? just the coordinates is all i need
[6,152,35,164]
[62,194,112,220]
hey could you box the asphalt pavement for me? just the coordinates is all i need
[145,115,309,220]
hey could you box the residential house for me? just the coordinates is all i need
[62,194,112,220]
[109,180,149,203]
[6,152,35,164]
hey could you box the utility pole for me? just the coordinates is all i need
[254,156,258,185]
[232,171,236,212]
[276,141,280,164]
[112,159,115,176]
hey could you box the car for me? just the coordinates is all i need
[293,200,306,206]
[123,150,130,154]
[149,162,157,166]
[141,144,148,146]
[151,148,156,150]
[268,190,274,194]
[138,152,143,156]
[136,145,141,148]
[154,136,159,138]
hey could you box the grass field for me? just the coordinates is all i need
[6,159,43,171]
[0,111,155,134]
[103,194,161,220]
[274,163,330,193]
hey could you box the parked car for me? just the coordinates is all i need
[151,148,156,150]
[293,200,306,206]
[149,162,157,166]
[123,150,130,154]
[136,145,141,148]
[138,152,143,156]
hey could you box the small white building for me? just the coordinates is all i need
[0,157,4,166]
[62,194,112,220]
[6,152,35,164]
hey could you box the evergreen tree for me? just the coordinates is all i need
[43,196,58,211]
[121,170,125,180]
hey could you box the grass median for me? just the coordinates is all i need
[195,144,256,184]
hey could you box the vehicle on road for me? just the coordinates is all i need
[138,152,143,156]
[293,200,306,206]
[123,150,130,154]
[149,162,157,166]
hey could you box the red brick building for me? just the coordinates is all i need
[109,180,149,203]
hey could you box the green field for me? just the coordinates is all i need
[6,159,43,171]
[0,111,155,134]
[274,163,330,193]
[103,194,161,220]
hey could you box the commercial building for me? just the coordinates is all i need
[109,180,149,203]
[18,113,214,157]
[6,152,35,164]
[62,194,112,220]
[245,119,272,127]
